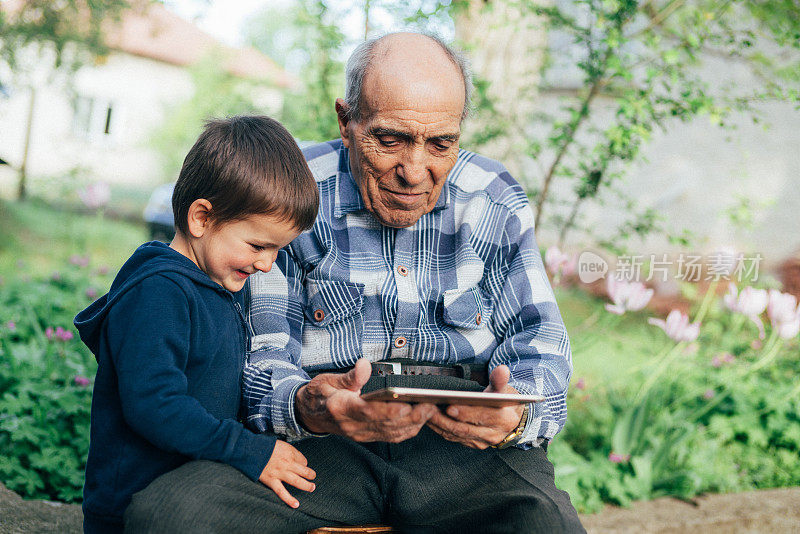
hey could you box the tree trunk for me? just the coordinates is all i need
[17,86,37,201]
[454,0,549,184]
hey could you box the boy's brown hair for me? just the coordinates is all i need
[172,115,319,235]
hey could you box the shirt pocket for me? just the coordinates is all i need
[442,285,494,330]
[302,278,365,368]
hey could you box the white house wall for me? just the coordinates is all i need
[0,51,195,190]
[1,50,283,197]
[530,54,800,265]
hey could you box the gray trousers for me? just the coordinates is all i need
[125,375,585,534]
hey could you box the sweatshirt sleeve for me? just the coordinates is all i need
[105,277,275,481]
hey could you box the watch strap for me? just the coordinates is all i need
[491,403,530,449]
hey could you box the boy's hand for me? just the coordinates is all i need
[259,440,316,508]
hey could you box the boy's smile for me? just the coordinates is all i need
[172,210,301,293]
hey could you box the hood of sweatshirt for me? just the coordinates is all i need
[75,241,233,358]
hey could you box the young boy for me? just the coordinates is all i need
[74,116,320,533]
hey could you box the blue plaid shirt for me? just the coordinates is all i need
[243,140,572,447]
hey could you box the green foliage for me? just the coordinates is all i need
[149,54,262,180]
[246,0,345,142]
[428,0,800,251]
[0,0,134,71]
[0,262,103,502]
[0,198,147,277]
[553,294,800,513]
[0,199,145,502]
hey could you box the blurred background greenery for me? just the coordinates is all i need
[1,0,799,514]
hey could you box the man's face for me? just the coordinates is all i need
[338,69,464,228]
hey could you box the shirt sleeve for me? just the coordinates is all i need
[485,200,573,448]
[106,277,276,480]
[242,247,324,441]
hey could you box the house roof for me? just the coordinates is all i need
[2,1,294,87]
[104,4,295,87]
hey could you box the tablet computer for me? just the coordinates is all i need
[360,387,545,407]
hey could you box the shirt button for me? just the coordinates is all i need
[476,313,482,325]
[313,309,325,322]
[397,265,409,276]
[394,336,407,348]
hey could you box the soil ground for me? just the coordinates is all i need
[1,483,799,533]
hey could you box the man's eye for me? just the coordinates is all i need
[377,136,399,147]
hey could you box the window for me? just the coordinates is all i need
[72,95,118,141]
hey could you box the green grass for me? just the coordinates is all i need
[556,286,664,385]
[0,198,148,278]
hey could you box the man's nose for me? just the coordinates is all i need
[397,147,429,187]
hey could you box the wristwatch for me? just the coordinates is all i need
[491,403,530,449]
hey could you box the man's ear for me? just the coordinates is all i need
[186,199,213,238]
[335,98,352,148]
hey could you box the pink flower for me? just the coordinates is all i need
[751,339,763,350]
[46,326,73,341]
[74,376,90,387]
[51,271,62,282]
[544,246,576,278]
[86,288,98,300]
[608,452,630,464]
[648,310,700,342]
[682,342,699,355]
[723,284,768,338]
[79,182,111,210]
[574,377,586,390]
[703,389,715,400]
[5,321,15,331]
[95,265,109,276]
[712,352,735,367]
[55,327,74,341]
[69,255,90,267]
[767,290,800,340]
[605,277,654,315]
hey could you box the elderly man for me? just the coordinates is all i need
[126,33,583,533]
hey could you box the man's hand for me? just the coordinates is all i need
[427,365,525,449]
[295,358,437,442]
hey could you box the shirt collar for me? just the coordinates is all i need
[333,142,451,219]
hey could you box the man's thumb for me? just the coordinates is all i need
[486,364,511,393]
[338,358,372,392]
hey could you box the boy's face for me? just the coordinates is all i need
[193,214,301,292]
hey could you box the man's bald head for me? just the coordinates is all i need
[343,32,472,123]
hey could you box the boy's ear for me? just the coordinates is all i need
[186,199,213,238]
[335,98,352,148]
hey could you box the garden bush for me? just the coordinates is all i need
[551,281,800,513]
[0,260,103,502]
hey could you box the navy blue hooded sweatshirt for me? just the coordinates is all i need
[74,241,276,532]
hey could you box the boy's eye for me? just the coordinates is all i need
[250,244,265,252]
